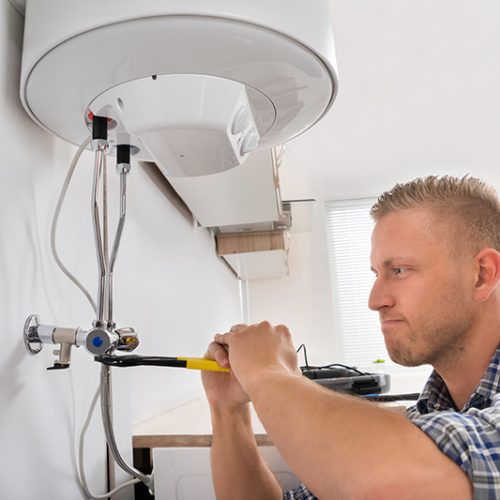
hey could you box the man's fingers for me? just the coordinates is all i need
[215,330,235,345]
[205,340,230,368]
[230,323,247,332]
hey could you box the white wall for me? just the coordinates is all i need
[0,3,241,498]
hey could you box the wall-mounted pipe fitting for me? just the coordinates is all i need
[23,315,140,368]
[23,314,86,369]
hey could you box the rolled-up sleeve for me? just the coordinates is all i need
[411,394,500,499]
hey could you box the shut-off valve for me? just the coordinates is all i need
[23,314,139,369]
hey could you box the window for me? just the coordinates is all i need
[325,198,390,366]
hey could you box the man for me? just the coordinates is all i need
[202,175,500,499]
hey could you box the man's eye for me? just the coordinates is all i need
[393,267,408,276]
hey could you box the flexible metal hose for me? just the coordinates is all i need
[91,147,107,324]
[91,140,154,492]
[107,170,127,324]
[100,364,153,490]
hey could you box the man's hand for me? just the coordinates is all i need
[213,321,301,394]
[203,328,286,500]
[202,340,250,411]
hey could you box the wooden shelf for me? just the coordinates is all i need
[216,230,287,254]
[216,230,289,279]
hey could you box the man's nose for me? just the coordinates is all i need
[368,277,394,311]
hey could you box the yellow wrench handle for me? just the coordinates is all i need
[177,357,230,372]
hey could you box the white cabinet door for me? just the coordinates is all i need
[153,446,300,499]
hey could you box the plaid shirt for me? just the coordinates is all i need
[284,345,500,500]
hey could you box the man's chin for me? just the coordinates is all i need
[387,349,424,367]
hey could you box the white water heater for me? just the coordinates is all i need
[20,0,338,177]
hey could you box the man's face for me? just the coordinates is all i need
[368,209,476,368]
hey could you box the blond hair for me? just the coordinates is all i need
[370,175,500,253]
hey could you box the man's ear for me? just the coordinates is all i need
[473,248,500,302]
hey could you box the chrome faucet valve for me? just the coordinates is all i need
[85,326,119,355]
[84,325,139,354]
[23,314,86,369]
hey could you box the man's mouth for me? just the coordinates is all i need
[380,317,405,328]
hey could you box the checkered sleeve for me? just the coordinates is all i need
[283,482,318,500]
[410,394,500,500]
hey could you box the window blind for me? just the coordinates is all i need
[325,199,391,366]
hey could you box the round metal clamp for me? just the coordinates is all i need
[23,314,43,354]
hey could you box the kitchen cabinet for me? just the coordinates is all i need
[132,397,299,499]
[164,148,291,279]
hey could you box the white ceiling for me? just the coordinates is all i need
[9,0,500,200]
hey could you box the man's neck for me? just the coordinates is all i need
[435,320,500,410]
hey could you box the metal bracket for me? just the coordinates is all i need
[23,314,42,354]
